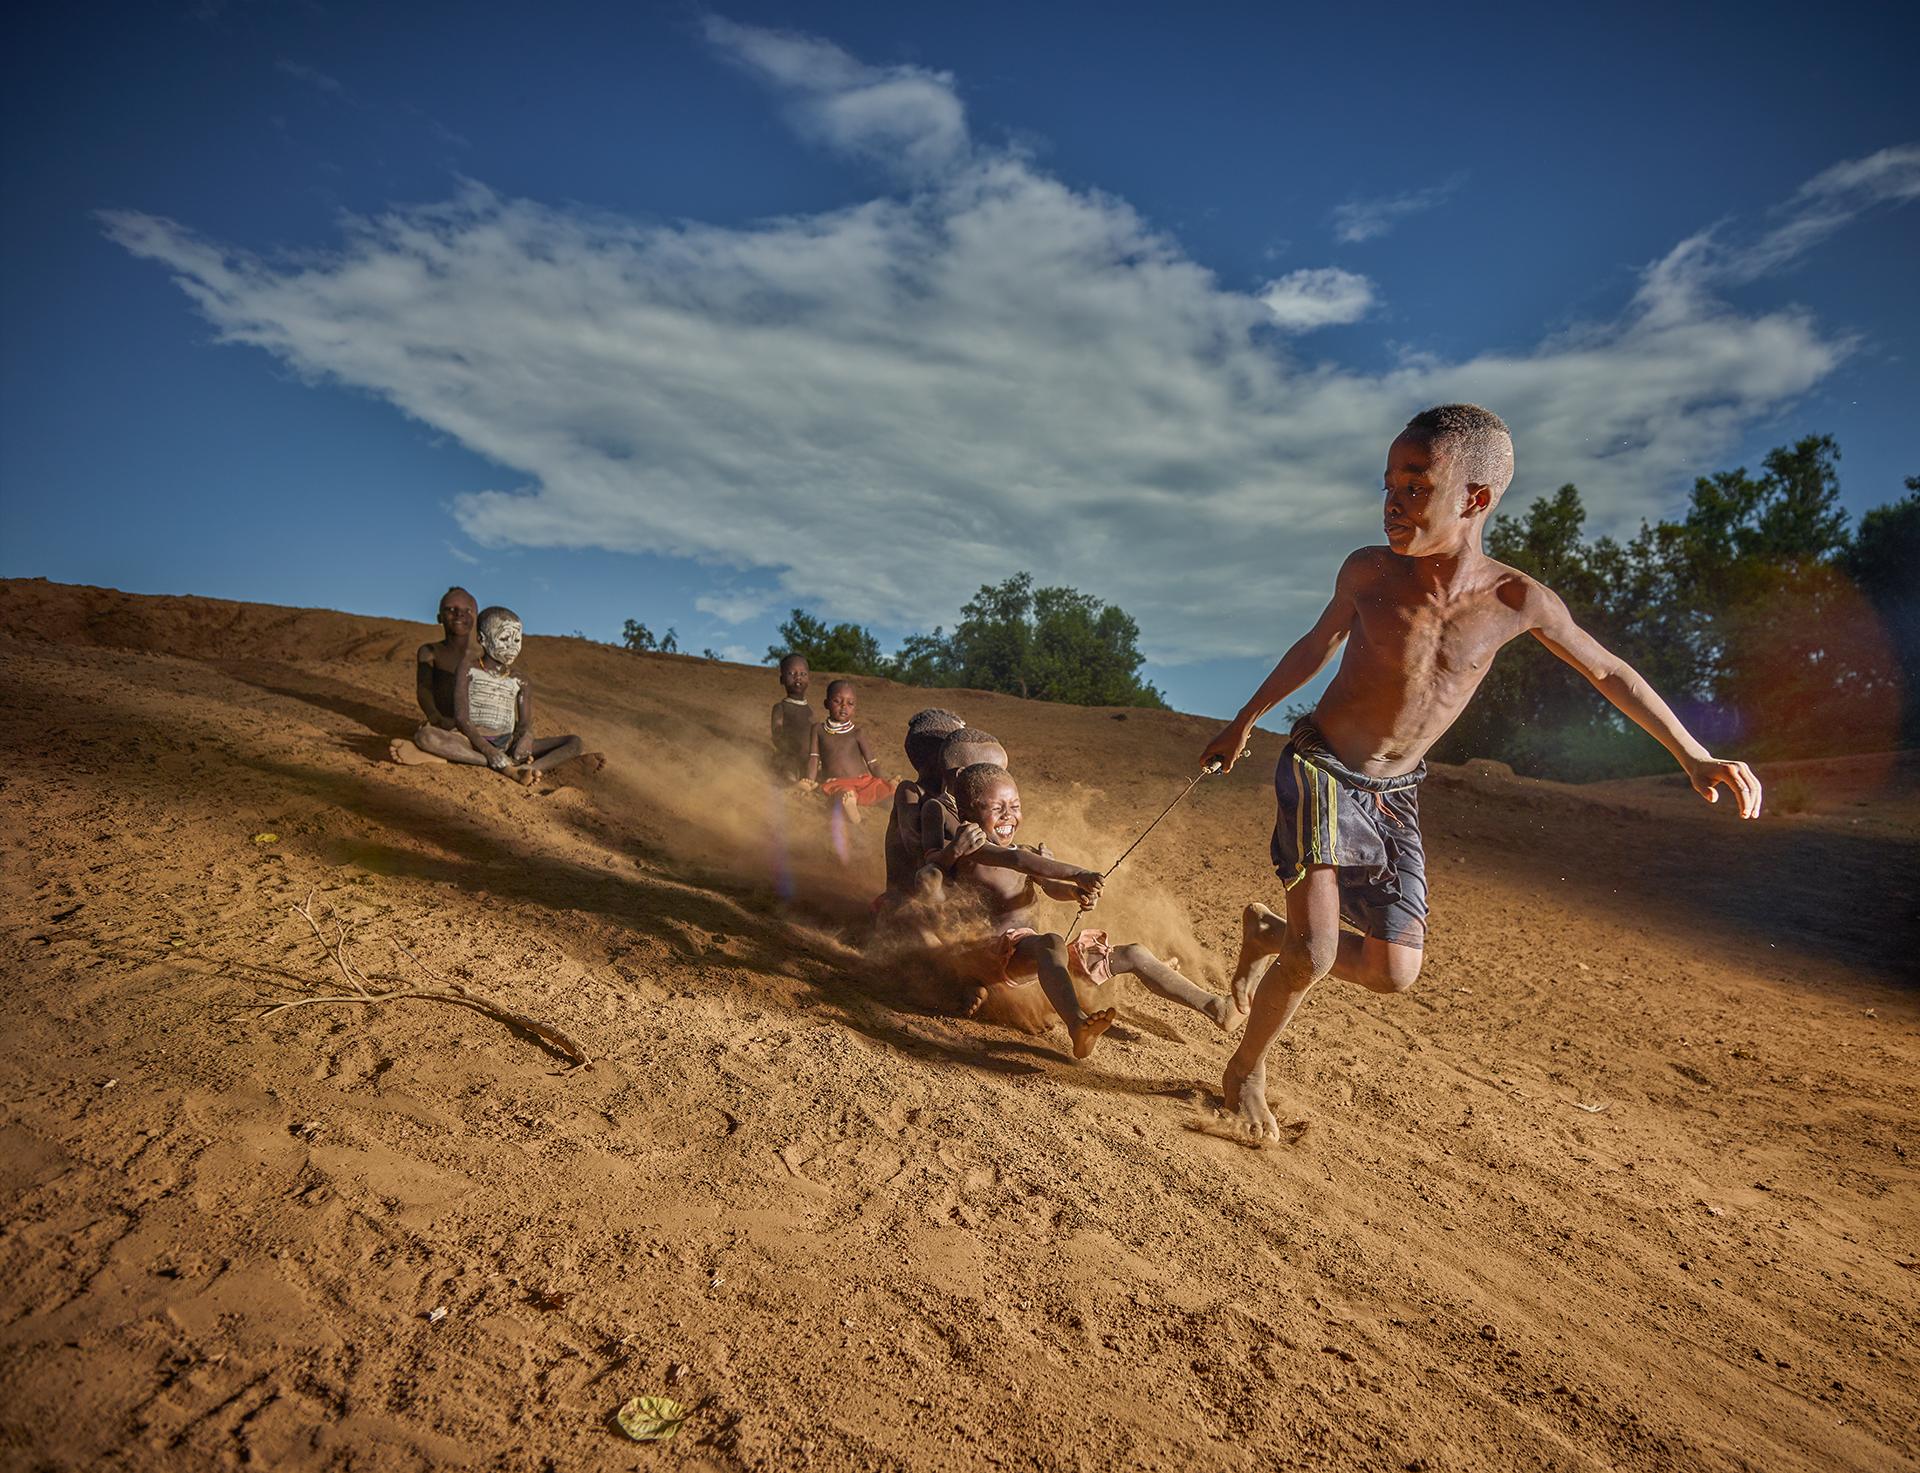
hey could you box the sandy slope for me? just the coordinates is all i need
[0,577,1915,1473]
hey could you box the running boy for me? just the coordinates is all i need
[926,762,1236,1058]
[804,680,895,821]
[770,654,813,782]
[1200,404,1762,1141]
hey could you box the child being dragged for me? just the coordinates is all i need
[802,680,895,822]
[923,762,1234,1059]
[878,708,966,907]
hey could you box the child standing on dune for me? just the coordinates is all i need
[770,654,814,783]
[1201,404,1762,1140]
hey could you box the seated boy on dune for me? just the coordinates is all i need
[390,586,477,766]
[921,762,1235,1058]
[800,680,895,822]
[879,708,966,902]
[415,606,592,787]
[1200,403,1762,1140]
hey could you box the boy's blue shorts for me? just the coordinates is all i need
[1270,717,1429,948]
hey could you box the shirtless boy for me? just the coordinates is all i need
[389,586,477,766]
[803,681,895,821]
[770,655,813,782]
[881,708,966,899]
[926,763,1235,1057]
[429,606,589,786]
[1200,404,1762,1141]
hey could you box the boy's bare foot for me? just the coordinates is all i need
[509,765,541,788]
[1203,991,1237,1030]
[579,752,607,774]
[1231,903,1284,1013]
[388,738,446,766]
[838,791,862,825]
[1223,1057,1281,1142]
[1070,1008,1117,1059]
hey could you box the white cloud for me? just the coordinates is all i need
[1258,268,1376,331]
[1647,142,1920,292]
[696,589,776,625]
[702,17,967,179]
[105,27,1876,665]
[1330,179,1463,243]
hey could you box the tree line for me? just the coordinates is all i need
[1436,434,1918,779]
[766,572,1168,709]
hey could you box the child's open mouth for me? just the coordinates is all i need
[993,823,1016,841]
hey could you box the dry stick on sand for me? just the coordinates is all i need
[253,895,594,1069]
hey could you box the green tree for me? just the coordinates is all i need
[941,574,1165,707]
[767,609,887,675]
[622,620,678,654]
[1840,480,1920,744]
[761,576,1165,708]
[1444,435,1911,778]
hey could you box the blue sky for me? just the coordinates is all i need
[4,1,1916,723]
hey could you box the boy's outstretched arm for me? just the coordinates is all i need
[1527,584,1763,818]
[1199,554,1362,772]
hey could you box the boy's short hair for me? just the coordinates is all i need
[1404,403,1515,500]
[951,762,1012,814]
[904,708,966,772]
[476,605,520,635]
[778,652,808,673]
[825,678,855,699]
[940,727,1003,767]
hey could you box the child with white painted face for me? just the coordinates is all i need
[925,762,1234,1058]
[436,606,588,787]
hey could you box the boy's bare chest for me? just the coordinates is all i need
[1353,588,1521,681]
[816,728,864,767]
[964,865,1031,909]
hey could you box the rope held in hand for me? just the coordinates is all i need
[1063,752,1239,944]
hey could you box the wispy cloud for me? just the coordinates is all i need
[1330,178,1464,243]
[696,589,776,625]
[107,21,1867,664]
[702,16,967,179]
[1258,268,1377,331]
[276,59,347,97]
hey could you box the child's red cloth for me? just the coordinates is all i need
[821,773,896,807]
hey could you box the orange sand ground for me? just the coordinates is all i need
[1,577,1915,1472]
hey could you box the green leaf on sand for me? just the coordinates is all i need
[615,1395,686,1442]
[252,833,278,844]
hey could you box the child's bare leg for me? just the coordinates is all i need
[1010,934,1115,1059]
[411,723,492,766]
[1224,867,1340,1141]
[526,734,586,772]
[1108,943,1234,1029]
[1229,902,1289,1012]
[1231,901,1424,1007]
[388,728,449,766]
[1230,901,1421,1007]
